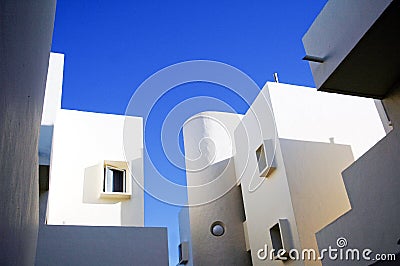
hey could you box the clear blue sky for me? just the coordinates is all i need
[51,1,327,264]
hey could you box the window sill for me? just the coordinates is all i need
[100,192,131,199]
[259,165,275,178]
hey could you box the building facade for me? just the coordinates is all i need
[303,0,400,264]
[178,82,386,265]
[35,53,168,265]
[0,1,57,265]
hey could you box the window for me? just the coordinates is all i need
[99,161,131,199]
[104,166,126,193]
[256,139,276,177]
[256,144,267,174]
[178,242,189,264]
[269,219,292,260]
[270,223,284,257]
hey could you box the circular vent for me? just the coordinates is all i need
[210,221,225,237]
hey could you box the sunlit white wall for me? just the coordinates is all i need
[46,110,144,226]
[268,82,386,159]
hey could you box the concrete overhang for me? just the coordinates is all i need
[302,0,400,99]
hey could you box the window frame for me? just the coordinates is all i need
[256,139,277,177]
[103,165,126,193]
[269,219,292,260]
[99,161,131,199]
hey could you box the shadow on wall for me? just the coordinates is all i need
[82,163,121,204]
[82,158,143,226]
[39,125,54,165]
[36,191,168,266]
[121,158,143,225]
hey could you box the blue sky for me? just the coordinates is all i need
[51,1,327,264]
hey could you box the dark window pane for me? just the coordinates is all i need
[270,223,283,257]
[112,169,124,192]
[104,167,126,193]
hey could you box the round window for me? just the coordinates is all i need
[210,221,225,237]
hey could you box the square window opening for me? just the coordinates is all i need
[269,219,292,260]
[256,144,267,174]
[104,166,126,193]
[256,139,276,177]
[270,223,284,257]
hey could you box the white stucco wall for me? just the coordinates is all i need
[179,82,384,265]
[281,139,353,266]
[178,208,193,266]
[184,111,243,168]
[46,110,144,226]
[234,88,303,266]
[267,82,386,159]
[180,82,386,265]
[316,86,400,266]
[41,53,64,126]
[183,111,243,205]
[39,53,64,165]
[233,82,386,265]
[0,1,56,265]
[183,111,251,265]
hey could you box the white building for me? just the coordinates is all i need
[45,109,144,226]
[303,1,400,265]
[35,53,168,265]
[178,82,385,265]
[0,1,57,264]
